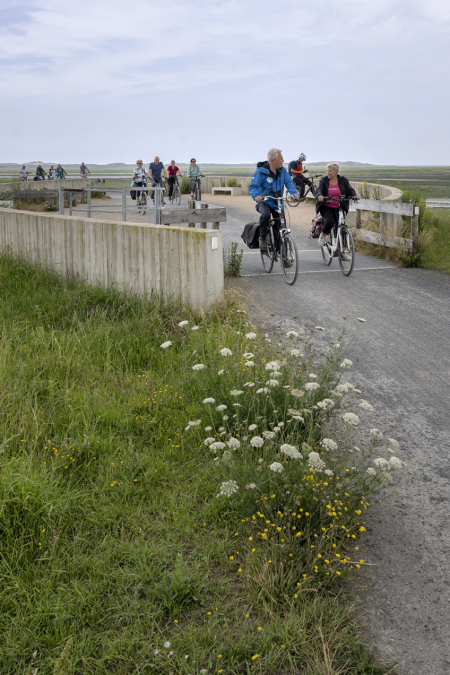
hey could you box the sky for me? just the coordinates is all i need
[1,0,449,165]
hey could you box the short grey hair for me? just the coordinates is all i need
[327,162,340,174]
[267,148,282,162]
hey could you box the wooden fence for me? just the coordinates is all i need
[353,199,419,253]
[160,201,226,229]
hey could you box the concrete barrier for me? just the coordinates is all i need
[0,209,224,310]
[0,178,100,192]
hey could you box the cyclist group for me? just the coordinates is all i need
[22,162,90,181]
[248,148,360,251]
[131,157,205,204]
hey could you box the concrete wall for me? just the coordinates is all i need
[0,209,224,310]
[0,178,100,192]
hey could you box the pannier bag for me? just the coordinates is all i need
[241,221,261,249]
[309,214,324,239]
[130,180,136,201]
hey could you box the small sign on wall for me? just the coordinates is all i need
[211,237,219,250]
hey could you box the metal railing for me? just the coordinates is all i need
[58,185,165,224]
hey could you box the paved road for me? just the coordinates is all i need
[216,196,450,675]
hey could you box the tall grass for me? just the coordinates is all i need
[0,253,397,674]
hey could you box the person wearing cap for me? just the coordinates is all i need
[187,158,205,200]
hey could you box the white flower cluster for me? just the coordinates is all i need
[266,379,279,388]
[340,359,353,369]
[226,437,241,449]
[185,420,201,430]
[160,341,172,349]
[230,389,244,396]
[256,387,269,394]
[308,451,326,472]
[219,480,239,497]
[280,443,302,459]
[290,349,303,357]
[178,320,189,327]
[317,398,334,410]
[243,352,254,359]
[250,436,264,448]
[203,397,215,404]
[245,332,257,339]
[262,430,276,439]
[192,363,206,371]
[321,438,338,451]
[265,361,280,371]
[286,330,299,338]
[269,462,284,473]
[204,437,215,446]
[210,441,226,451]
[342,412,360,426]
[359,399,374,411]
[220,348,232,356]
[216,404,227,411]
[245,361,255,368]
[370,428,383,439]
[305,382,320,391]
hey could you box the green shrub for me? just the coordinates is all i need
[224,241,244,276]
[180,176,192,194]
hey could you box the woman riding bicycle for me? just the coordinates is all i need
[132,160,150,203]
[167,160,183,199]
[315,162,359,246]
[187,158,205,199]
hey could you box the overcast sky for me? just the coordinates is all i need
[1,0,449,165]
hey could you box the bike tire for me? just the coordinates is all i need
[174,186,181,205]
[260,231,275,273]
[286,190,301,208]
[281,232,299,285]
[141,192,147,215]
[321,241,333,266]
[338,228,355,276]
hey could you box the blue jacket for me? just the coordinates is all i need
[248,161,298,210]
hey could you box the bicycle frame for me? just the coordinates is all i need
[263,196,290,260]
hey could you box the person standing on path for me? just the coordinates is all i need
[248,148,299,250]
[166,160,183,199]
[149,156,166,204]
[315,162,359,246]
[80,162,90,178]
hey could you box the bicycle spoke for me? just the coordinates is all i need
[338,228,355,276]
[281,233,299,285]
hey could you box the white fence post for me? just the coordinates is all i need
[58,186,64,215]
[411,204,419,251]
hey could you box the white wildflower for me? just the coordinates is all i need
[154,649,160,655]
[222,450,232,463]
[230,389,244,396]
[273,426,280,432]
[321,438,338,451]
[340,359,353,369]
[316,326,324,331]
[236,309,247,314]
[389,456,403,469]
[265,361,280,371]
[359,399,374,411]
[308,452,326,472]
[250,436,264,448]
[335,383,351,393]
[277,422,284,427]
[256,387,269,394]
[245,361,255,368]
[280,443,302,459]
[309,373,317,379]
[186,420,201,428]
[290,388,304,398]
[178,320,189,327]
[305,382,320,391]
[164,642,171,648]
[227,437,241,449]
[222,415,229,421]
[292,415,304,422]
[160,341,172,349]
[357,318,366,322]
[192,363,206,371]
[216,404,227,411]
[219,480,239,497]
[286,330,299,338]
[374,457,389,468]
[218,369,226,375]
[342,412,360,426]
[191,326,200,331]
[203,398,215,404]
[204,437,215,446]
[205,426,212,431]
[272,371,282,377]
[248,424,257,431]
[220,348,232,356]
[269,462,284,473]
[290,349,303,357]
[248,483,256,489]
[388,438,399,448]
[334,342,341,349]
[210,441,226,451]
[267,379,279,387]
[317,398,334,410]
[245,332,257,339]
[366,467,377,476]
[262,430,276,439]
[243,352,254,359]
[243,382,255,387]
[370,428,383,439]
[324,469,334,477]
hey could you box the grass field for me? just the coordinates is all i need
[0,253,401,674]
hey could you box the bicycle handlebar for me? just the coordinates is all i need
[323,195,358,204]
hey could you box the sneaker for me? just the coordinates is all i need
[259,237,268,251]
[318,233,326,246]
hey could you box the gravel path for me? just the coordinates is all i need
[210,196,450,675]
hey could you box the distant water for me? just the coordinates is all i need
[426,198,450,208]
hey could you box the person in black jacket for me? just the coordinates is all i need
[315,162,359,246]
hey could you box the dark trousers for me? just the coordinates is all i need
[294,175,312,198]
[151,177,164,201]
[167,177,176,197]
[256,202,280,239]
[320,204,339,235]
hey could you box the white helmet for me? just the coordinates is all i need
[299,153,306,162]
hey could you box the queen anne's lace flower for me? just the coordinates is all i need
[269,462,284,473]
[203,398,215,404]
[178,321,189,327]
[388,438,399,448]
[245,332,257,339]
[280,443,301,459]
[204,437,215,446]
[250,436,264,448]
[230,390,244,396]
[305,382,320,391]
[210,441,226,451]
[324,469,334,477]
[290,388,304,398]
[370,428,383,439]
[222,450,232,463]
[247,483,256,489]
[321,438,338,451]
[316,326,324,331]
[218,369,226,375]
[248,424,257,431]
[366,467,377,476]
[192,364,206,371]
[389,456,403,469]
[317,398,334,410]
[309,373,317,379]
[267,379,279,387]
[191,326,200,331]
[308,451,326,472]
[290,349,303,357]
[342,412,360,426]
[262,430,276,439]
[265,361,280,371]
[220,348,233,356]
[219,480,239,497]
[340,359,353,368]
[357,318,366,323]
[216,404,227,411]
[160,341,172,349]
[256,387,269,394]
[186,420,201,428]
[243,352,254,359]
[292,415,304,422]
[359,399,374,411]
[245,361,255,368]
[374,457,389,468]
[286,330,299,338]
[164,642,171,649]
[244,382,255,387]
[227,437,241,449]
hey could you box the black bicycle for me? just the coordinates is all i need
[320,195,356,276]
[286,174,321,207]
[260,196,299,285]
[136,182,148,215]
[169,177,181,205]
[189,177,202,202]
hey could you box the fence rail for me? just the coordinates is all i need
[352,198,419,253]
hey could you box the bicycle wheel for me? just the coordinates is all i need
[281,233,298,285]
[197,183,202,201]
[174,184,181,205]
[338,228,355,276]
[321,240,333,266]
[141,192,147,215]
[286,190,300,207]
[260,231,275,273]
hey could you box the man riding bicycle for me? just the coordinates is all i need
[149,156,166,205]
[248,148,300,250]
[290,153,313,199]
